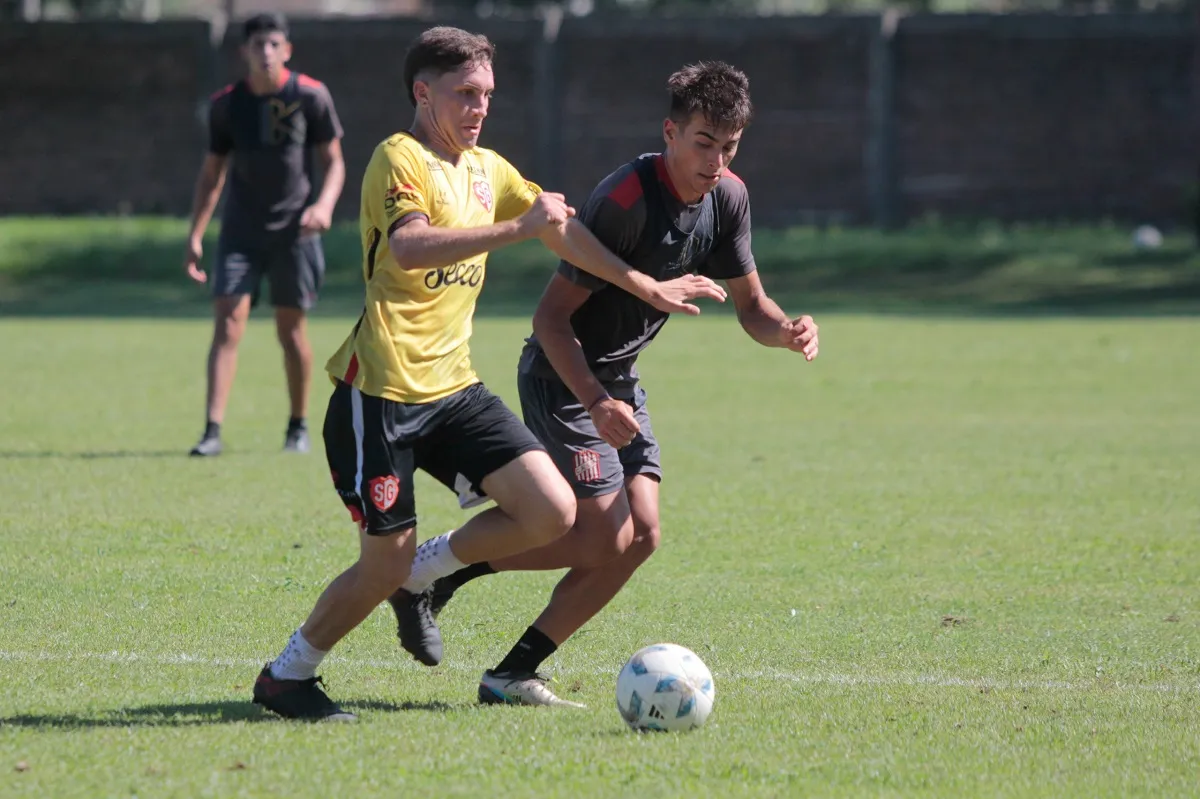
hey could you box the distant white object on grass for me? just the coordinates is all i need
[1132,225,1163,250]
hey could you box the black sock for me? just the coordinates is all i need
[287,416,306,432]
[494,626,557,675]
[439,561,496,593]
[204,420,221,440]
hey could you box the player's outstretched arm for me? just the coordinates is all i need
[388,191,573,271]
[532,274,642,450]
[540,219,727,316]
[389,216,529,270]
[184,153,229,284]
[727,271,819,361]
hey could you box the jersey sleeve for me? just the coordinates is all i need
[207,91,233,156]
[303,79,344,146]
[364,142,430,236]
[703,178,757,280]
[557,190,645,292]
[493,155,542,223]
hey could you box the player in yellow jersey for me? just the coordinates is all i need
[252,26,727,721]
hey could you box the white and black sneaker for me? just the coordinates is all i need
[283,427,310,454]
[189,435,222,457]
[477,669,586,708]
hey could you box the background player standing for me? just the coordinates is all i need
[184,12,345,457]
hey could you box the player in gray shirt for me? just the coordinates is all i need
[392,61,820,706]
[184,12,345,457]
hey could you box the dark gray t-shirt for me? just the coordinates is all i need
[519,153,756,396]
[208,71,343,243]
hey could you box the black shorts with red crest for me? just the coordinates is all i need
[323,380,544,534]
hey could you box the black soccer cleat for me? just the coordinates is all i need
[189,436,223,457]
[389,587,443,667]
[251,665,356,722]
[428,577,458,619]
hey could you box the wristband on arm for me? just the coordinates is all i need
[585,394,610,412]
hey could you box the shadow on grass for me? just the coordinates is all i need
[0,698,462,728]
[0,701,271,728]
[0,450,191,460]
[1,220,1199,319]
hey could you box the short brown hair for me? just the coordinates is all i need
[667,61,753,132]
[403,26,495,107]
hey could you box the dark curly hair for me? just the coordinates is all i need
[667,61,753,131]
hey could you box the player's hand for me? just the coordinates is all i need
[185,240,207,284]
[588,397,640,450]
[521,193,576,239]
[300,203,333,234]
[779,315,819,361]
[644,274,727,316]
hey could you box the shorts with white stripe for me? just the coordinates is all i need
[322,380,545,535]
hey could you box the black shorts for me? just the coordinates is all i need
[323,380,545,534]
[517,372,662,500]
[212,233,325,310]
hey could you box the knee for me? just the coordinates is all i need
[575,518,635,569]
[628,519,661,562]
[356,532,414,596]
[213,313,246,347]
[276,323,309,355]
[521,484,576,548]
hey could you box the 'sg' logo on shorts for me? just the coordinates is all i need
[425,262,484,290]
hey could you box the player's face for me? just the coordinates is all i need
[242,31,292,79]
[416,61,494,154]
[663,113,743,200]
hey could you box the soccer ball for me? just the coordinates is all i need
[615,643,715,732]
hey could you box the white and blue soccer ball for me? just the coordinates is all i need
[615,643,715,732]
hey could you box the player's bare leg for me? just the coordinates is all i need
[477,475,660,707]
[529,475,660,644]
[301,526,416,650]
[388,450,575,666]
[255,526,416,722]
[275,306,312,452]
[191,294,250,456]
[396,480,629,666]
[486,486,634,573]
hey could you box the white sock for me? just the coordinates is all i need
[268,628,327,681]
[401,531,466,594]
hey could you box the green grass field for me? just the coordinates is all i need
[1,219,1198,797]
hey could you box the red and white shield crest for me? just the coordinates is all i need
[473,180,493,212]
[368,475,401,512]
[573,449,601,484]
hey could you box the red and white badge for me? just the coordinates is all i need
[573,449,601,484]
[368,475,401,512]
[473,180,493,212]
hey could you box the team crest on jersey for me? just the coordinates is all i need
[368,475,401,512]
[573,449,602,484]
[473,180,493,212]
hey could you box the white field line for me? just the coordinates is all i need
[1,649,1194,694]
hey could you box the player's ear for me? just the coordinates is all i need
[281,40,293,64]
[413,80,429,107]
[663,118,676,146]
